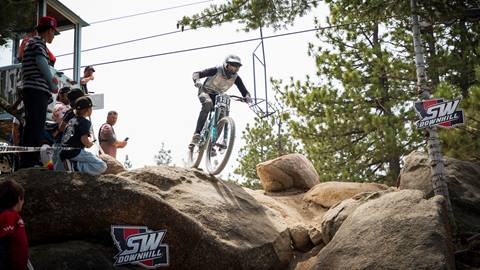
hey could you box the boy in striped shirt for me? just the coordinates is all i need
[20,16,59,168]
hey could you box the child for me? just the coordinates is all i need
[0,180,28,270]
[53,88,84,171]
[60,96,106,175]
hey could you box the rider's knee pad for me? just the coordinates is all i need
[201,101,213,112]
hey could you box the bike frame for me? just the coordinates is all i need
[199,94,231,148]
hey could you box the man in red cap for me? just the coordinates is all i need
[20,16,60,168]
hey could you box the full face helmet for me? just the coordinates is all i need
[223,54,242,75]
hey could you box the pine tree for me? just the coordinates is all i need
[154,143,173,166]
[234,103,299,188]
[281,13,423,184]
[124,155,133,170]
[178,0,480,183]
[0,1,35,46]
[435,73,480,162]
[178,0,319,31]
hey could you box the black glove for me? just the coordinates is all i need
[244,94,252,103]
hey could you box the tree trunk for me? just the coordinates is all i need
[424,26,440,89]
[459,20,473,98]
[277,118,284,157]
[373,23,401,184]
[411,0,456,233]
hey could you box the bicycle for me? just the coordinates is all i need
[187,87,247,175]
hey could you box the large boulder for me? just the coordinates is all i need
[319,189,395,245]
[289,224,312,252]
[308,190,455,270]
[245,189,327,252]
[29,241,139,270]
[303,181,388,208]
[399,151,480,233]
[245,189,326,229]
[100,154,126,175]
[5,166,292,270]
[256,154,320,192]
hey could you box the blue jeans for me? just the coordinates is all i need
[70,149,107,175]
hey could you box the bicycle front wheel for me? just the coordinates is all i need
[206,116,235,175]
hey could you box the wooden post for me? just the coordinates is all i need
[410,0,456,233]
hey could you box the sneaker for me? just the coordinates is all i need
[190,133,201,146]
[216,139,227,149]
[216,139,227,154]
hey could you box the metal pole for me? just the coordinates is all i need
[37,0,47,18]
[411,0,456,233]
[252,51,257,101]
[73,24,82,82]
[12,36,20,64]
[260,27,268,115]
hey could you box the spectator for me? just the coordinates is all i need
[52,86,71,124]
[0,180,28,270]
[98,111,127,159]
[60,96,106,175]
[80,66,95,94]
[20,16,60,168]
[18,31,56,66]
[54,88,84,140]
[53,88,85,171]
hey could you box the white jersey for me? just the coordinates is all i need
[203,66,238,94]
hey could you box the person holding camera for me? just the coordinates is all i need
[98,111,128,159]
[80,66,95,95]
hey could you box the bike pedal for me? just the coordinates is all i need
[216,141,228,149]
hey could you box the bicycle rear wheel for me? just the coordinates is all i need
[206,116,235,175]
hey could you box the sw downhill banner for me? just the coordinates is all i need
[111,225,169,269]
[414,98,465,129]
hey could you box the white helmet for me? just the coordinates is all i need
[224,54,242,68]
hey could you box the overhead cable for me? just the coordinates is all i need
[56,29,191,57]
[58,17,397,71]
[88,0,213,24]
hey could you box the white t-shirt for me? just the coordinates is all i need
[52,102,71,124]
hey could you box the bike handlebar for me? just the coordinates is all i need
[228,95,248,102]
[196,85,277,118]
[197,85,249,103]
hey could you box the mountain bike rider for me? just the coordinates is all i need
[190,54,252,146]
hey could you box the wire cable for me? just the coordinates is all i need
[89,0,213,24]
[58,17,397,71]
[56,29,192,57]
[56,0,215,57]
[57,27,328,71]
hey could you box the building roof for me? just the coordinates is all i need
[12,0,88,34]
[48,0,89,31]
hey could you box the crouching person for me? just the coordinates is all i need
[60,96,106,175]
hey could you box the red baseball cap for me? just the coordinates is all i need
[36,16,60,35]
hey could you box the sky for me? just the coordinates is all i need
[0,0,329,179]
